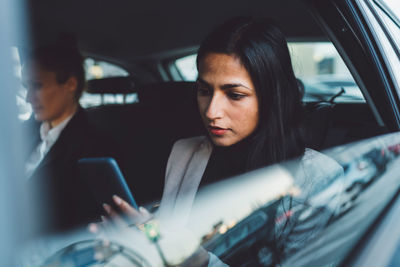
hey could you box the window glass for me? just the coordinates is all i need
[382,0,400,19]
[80,59,137,108]
[372,0,400,52]
[175,54,198,81]
[375,2,400,84]
[15,55,133,120]
[84,58,129,80]
[289,42,363,102]
[22,133,400,266]
[12,47,32,121]
[381,12,400,50]
[360,0,400,100]
[174,43,364,103]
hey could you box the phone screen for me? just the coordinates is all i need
[78,157,138,210]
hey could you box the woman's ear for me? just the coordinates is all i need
[65,76,78,93]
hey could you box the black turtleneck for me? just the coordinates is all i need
[199,137,254,188]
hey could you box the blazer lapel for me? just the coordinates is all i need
[23,117,41,162]
[31,140,66,177]
[28,108,85,181]
[172,138,212,222]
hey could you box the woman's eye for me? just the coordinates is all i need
[197,87,212,96]
[228,92,246,100]
[24,82,42,90]
[32,83,42,90]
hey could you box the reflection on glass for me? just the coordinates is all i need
[11,47,33,120]
[21,133,400,267]
[41,240,152,267]
[382,0,400,19]
[180,133,400,266]
[372,0,400,97]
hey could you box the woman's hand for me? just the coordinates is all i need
[88,195,153,240]
[87,196,153,254]
[181,246,210,267]
[102,195,152,227]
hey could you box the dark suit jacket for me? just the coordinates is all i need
[25,107,118,234]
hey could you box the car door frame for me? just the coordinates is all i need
[303,0,400,131]
[302,0,400,265]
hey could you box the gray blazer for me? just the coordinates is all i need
[158,136,212,220]
[158,136,344,222]
[157,136,343,267]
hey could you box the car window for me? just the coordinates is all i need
[14,55,134,120]
[12,47,31,121]
[359,0,400,100]
[381,0,400,19]
[10,0,400,265]
[80,58,138,108]
[377,0,400,47]
[173,42,365,103]
[175,54,198,81]
[180,134,400,266]
[24,133,400,267]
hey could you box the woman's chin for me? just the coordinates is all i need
[209,136,237,147]
[33,113,46,122]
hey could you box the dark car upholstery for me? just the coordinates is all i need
[85,81,204,204]
[303,102,388,149]
[86,77,136,95]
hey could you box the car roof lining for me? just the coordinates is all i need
[27,0,325,62]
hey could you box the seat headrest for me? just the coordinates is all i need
[86,77,136,94]
[303,102,334,150]
[137,82,197,108]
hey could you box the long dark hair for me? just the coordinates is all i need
[197,17,305,170]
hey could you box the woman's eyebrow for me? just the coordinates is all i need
[197,78,253,91]
[220,83,253,91]
[197,78,210,86]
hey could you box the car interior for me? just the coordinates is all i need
[19,0,391,206]
[4,0,400,266]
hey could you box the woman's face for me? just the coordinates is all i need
[22,61,78,127]
[197,53,259,147]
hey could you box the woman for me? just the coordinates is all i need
[23,43,116,233]
[159,16,306,220]
[103,17,342,267]
[106,16,305,220]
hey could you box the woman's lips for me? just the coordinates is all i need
[209,126,228,136]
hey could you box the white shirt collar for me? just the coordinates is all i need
[39,113,75,144]
[25,112,77,178]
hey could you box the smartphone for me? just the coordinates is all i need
[78,157,138,210]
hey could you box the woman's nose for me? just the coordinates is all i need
[25,88,34,104]
[205,93,224,120]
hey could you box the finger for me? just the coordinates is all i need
[103,203,117,217]
[88,219,109,235]
[101,215,110,226]
[87,221,109,241]
[88,222,99,234]
[112,195,140,216]
[139,206,151,216]
[87,218,115,253]
[100,218,117,237]
[138,206,153,223]
[103,203,127,227]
